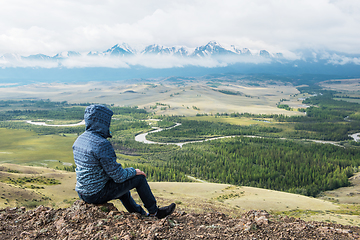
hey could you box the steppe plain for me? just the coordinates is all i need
[0,77,305,116]
[1,77,360,227]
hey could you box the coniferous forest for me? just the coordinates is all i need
[161,137,356,197]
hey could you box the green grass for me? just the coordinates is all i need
[0,128,76,167]
[116,153,153,166]
[4,176,60,187]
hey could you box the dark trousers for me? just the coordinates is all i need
[78,175,158,215]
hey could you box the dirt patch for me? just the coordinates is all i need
[1,200,359,239]
[320,172,360,204]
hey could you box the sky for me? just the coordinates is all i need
[0,0,359,57]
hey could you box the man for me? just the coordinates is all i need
[73,104,175,218]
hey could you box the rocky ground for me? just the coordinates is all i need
[1,200,360,239]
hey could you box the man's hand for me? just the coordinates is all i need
[135,169,147,177]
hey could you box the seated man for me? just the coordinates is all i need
[73,104,175,218]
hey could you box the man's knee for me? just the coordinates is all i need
[133,174,149,186]
[134,174,146,181]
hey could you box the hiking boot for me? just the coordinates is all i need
[156,203,176,219]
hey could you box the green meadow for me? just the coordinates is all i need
[0,128,76,168]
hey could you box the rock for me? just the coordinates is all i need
[54,218,66,230]
[0,201,359,239]
[335,228,352,234]
[255,215,269,225]
[20,231,31,237]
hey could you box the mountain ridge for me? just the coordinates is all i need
[0,41,359,82]
[1,40,359,70]
[1,41,281,60]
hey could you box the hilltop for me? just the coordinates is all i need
[2,164,360,227]
[1,200,359,239]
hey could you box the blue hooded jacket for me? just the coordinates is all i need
[73,104,136,196]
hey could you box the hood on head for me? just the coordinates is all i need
[84,104,113,138]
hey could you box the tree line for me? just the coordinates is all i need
[157,137,358,197]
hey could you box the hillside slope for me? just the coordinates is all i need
[2,163,360,227]
[1,200,359,239]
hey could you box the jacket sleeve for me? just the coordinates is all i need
[97,140,136,183]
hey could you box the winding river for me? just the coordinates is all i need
[135,122,360,148]
[26,120,85,127]
[349,133,360,142]
[134,123,241,148]
[25,119,360,146]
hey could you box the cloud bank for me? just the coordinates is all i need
[0,52,273,69]
[0,0,360,57]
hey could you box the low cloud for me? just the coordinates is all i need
[1,48,359,69]
[61,56,130,68]
[325,54,360,65]
[0,54,275,69]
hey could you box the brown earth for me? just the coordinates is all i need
[1,200,360,239]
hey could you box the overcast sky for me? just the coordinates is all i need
[0,0,359,56]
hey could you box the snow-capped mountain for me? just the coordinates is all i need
[4,41,284,61]
[23,51,81,61]
[23,54,52,61]
[53,51,81,59]
[1,41,359,70]
[192,41,235,57]
[0,41,359,84]
[103,43,135,56]
[142,44,170,55]
[141,44,189,56]
[259,50,271,58]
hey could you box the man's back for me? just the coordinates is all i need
[73,104,136,196]
[73,129,113,196]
